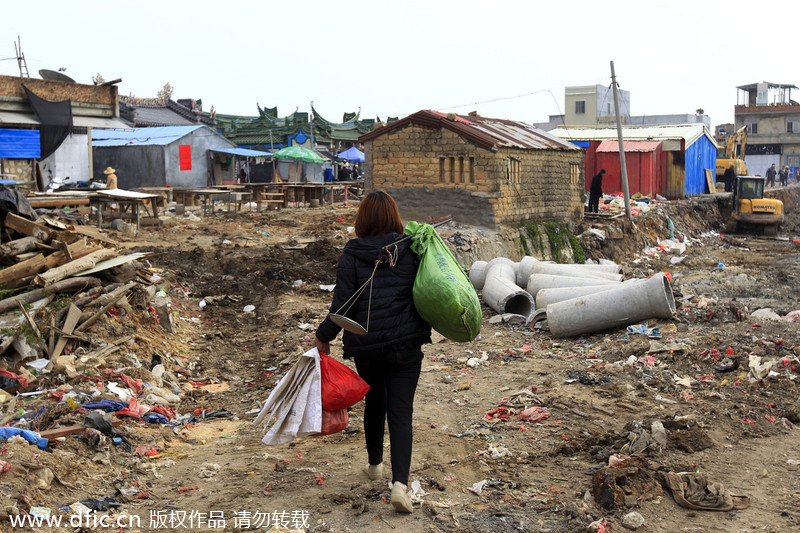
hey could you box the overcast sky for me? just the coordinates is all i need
[2,1,796,128]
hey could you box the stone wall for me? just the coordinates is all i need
[364,124,584,228]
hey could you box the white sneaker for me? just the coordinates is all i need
[365,463,383,480]
[391,483,413,513]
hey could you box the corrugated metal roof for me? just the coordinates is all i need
[210,147,273,157]
[0,128,40,158]
[92,126,205,146]
[550,124,718,149]
[596,140,661,153]
[0,110,130,129]
[360,110,580,151]
[132,107,197,126]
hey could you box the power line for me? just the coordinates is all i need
[386,88,565,120]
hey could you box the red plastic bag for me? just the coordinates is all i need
[318,408,349,435]
[319,354,370,410]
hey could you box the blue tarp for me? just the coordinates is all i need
[337,146,365,162]
[0,427,48,449]
[0,129,40,159]
[211,147,273,157]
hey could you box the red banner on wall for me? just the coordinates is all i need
[179,145,192,171]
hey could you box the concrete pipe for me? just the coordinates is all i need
[535,285,620,309]
[516,256,539,286]
[469,261,488,290]
[483,260,536,318]
[529,262,623,282]
[542,261,622,274]
[534,279,643,308]
[527,273,619,296]
[542,272,676,338]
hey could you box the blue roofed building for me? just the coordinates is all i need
[92,125,271,188]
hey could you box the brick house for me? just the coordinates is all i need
[359,110,584,227]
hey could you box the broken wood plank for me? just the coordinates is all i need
[32,248,117,287]
[19,299,48,340]
[75,283,136,332]
[26,197,91,208]
[591,404,615,416]
[65,225,117,246]
[0,236,41,259]
[51,304,82,360]
[39,418,122,440]
[0,276,101,315]
[0,335,15,357]
[14,251,39,261]
[4,213,60,243]
[52,240,73,262]
[0,253,47,286]
[0,242,95,288]
[48,315,55,356]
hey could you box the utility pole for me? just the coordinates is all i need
[610,61,631,218]
[309,101,315,149]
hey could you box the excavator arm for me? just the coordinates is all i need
[725,125,748,159]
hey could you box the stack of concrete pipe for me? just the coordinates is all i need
[469,255,675,337]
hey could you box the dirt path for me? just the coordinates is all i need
[9,197,799,533]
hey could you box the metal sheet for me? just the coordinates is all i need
[596,140,661,153]
[74,252,150,276]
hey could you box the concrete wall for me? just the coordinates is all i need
[40,131,90,186]
[364,124,584,228]
[565,85,630,126]
[164,128,235,187]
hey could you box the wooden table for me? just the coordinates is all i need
[90,189,159,229]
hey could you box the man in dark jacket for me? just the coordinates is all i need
[723,164,736,193]
[765,164,777,188]
[588,169,606,213]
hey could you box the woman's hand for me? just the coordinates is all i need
[313,337,330,355]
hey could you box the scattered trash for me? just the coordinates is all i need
[662,471,750,511]
[467,479,489,495]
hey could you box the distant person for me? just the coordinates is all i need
[104,167,118,189]
[339,165,351,182]
[765,163,777,188]
[352,165,360,179]
[723,163,735,193]
[779,165,789,187]
[796,167,800,183]
[588,169,605,213]
[239,168,248,184]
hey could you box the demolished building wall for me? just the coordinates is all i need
[362,124,584,228]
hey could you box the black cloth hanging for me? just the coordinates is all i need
[23,86,73,159]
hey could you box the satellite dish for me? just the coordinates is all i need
[39,69,75,83]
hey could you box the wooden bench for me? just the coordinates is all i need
[261,191,286,211]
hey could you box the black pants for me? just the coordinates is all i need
[588,192,601,213]
[353,347,423,485]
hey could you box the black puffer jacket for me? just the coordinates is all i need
[316,233,431,358]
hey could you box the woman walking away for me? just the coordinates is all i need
[314,191,432,514]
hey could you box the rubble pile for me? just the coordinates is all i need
[0,211,230,524]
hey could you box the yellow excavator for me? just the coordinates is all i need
[716,125,748,181]
[726,175,784,236]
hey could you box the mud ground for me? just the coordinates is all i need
[6,187,800,533]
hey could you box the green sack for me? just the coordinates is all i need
[405,221,482,342]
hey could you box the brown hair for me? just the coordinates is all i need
[354,191,404,237]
